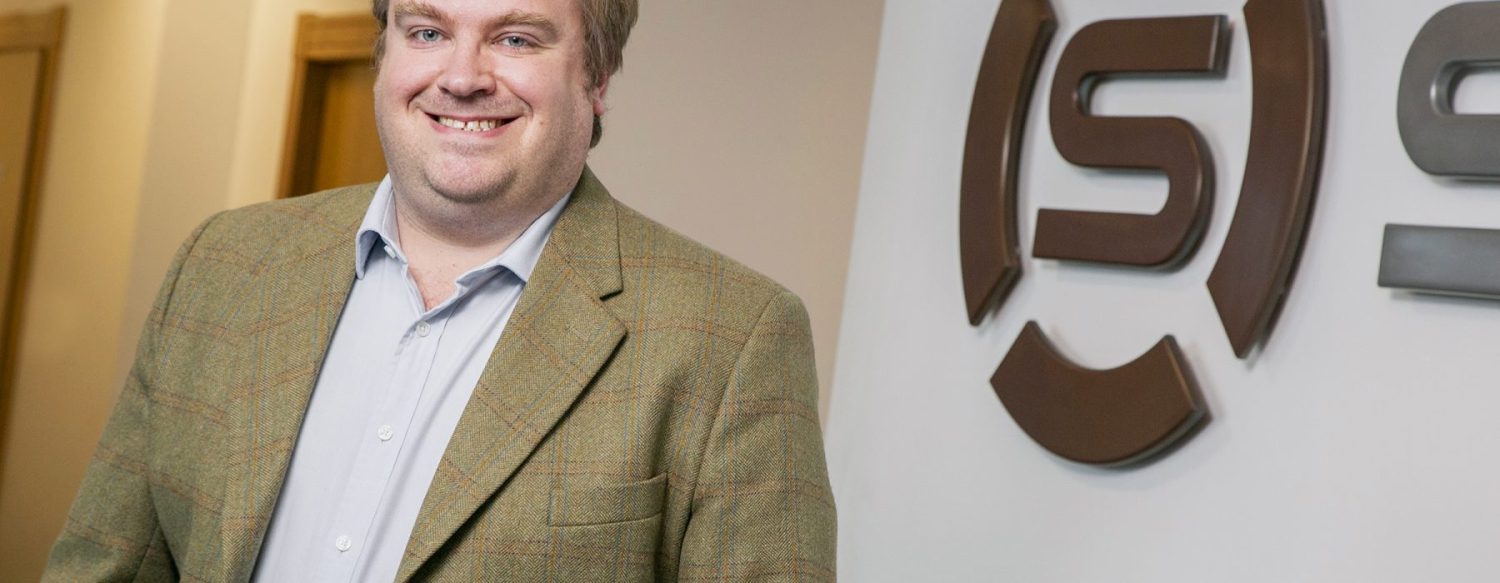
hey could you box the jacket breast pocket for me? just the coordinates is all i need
[548,473,667,527]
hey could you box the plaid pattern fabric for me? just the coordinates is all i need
[44,169,835,582]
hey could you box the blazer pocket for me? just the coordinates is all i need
[548,473,668,527]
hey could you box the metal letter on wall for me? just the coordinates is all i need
[1397,2,1500,178]
[1383,2,1500,298]
[1033,15,1229,267]
[960,0,1056,324]
[963,0,1329,468]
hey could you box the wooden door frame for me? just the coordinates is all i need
[0,7,66,443]
[277,12,379,199]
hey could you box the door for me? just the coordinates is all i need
[0,7,65,580]
[279,13,386,198]
[0,6,63,449]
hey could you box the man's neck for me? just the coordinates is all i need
[391,189,563,310]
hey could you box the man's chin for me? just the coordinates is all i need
[424,174,512,206]
[432,186,502,206]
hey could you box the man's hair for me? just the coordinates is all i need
[371,0,639,146]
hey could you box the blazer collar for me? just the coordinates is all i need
[219,183,373,581]
[395,166,626,581]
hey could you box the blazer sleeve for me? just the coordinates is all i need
[42,217,216,582]
[678,290,837,581]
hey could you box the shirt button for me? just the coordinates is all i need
[416,321,431,337]
[378,425,394,441]
[335,535,352,552]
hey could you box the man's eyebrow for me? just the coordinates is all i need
[392,0,444,21]
[390,3,558,39]
[489,11,559,38]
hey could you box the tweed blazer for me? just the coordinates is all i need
[45,169,835,581]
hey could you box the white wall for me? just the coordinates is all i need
[826,0,1500,581]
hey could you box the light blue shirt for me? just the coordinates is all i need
[252,177,570,582]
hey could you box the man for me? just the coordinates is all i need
[44,0,834,580]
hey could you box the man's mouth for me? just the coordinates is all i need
[431,115,508,132]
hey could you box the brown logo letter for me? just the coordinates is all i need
[1033,15,1229,267]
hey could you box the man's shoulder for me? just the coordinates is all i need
[607,200,804,320]
[194,183,375,249]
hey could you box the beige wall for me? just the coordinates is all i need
[590,0,883,416]
[0,0,168,578]
[0,0,882,577]
[113,0,257,379]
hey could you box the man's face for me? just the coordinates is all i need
[374,0,604,210]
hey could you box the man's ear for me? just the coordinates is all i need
[590,74,611,117]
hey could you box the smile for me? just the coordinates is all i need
[433,115,505,132]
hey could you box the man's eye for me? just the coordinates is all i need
[414,29,442,43]
[500,35,530,49]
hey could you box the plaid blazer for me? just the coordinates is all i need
[45,169,835,581]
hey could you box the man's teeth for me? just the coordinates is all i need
[438,116,500,132]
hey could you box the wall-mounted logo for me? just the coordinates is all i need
[961,0,1328,466]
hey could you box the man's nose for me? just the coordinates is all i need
[437,44,496,98]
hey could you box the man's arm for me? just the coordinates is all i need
[678,290,836,581]
[43,218,214,581]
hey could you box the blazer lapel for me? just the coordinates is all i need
[397,169,626,581]
[218,186,373,581]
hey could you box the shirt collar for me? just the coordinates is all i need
[355,175,571,284]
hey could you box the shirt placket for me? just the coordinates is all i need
[311,310,450,582]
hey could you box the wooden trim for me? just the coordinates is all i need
[300,12,380,61]
[277,12,378,199]
[0,5,67,472]
[0,7,64,51]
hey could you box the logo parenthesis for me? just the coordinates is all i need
[1209,0,1330,358]
[960,0,1056,324]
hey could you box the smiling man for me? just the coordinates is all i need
[44,0,835,581]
